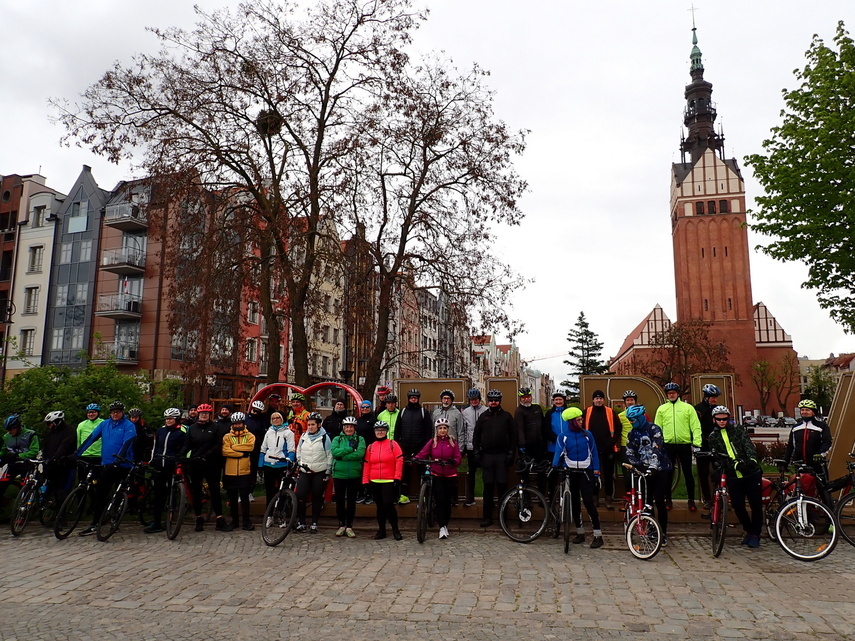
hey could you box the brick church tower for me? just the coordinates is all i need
[611,28,800,416]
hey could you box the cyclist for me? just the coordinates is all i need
[216,404,233,428]
[654,382,702,511]
[0,414,40,504]
[262,393,283,424]
[624,405,671,544]
[77,403,103,465]
[182,405,198,428]
[295,412,332,533]
[694,384,722,508]
[179,403,231,532]
[617,390,640,496]
[362,420,404,540]
[376,394,400,439]
[245,400,268,491]
[416,417,462,540]
[355,401,377,505]
[222,412,256,531]
[432,389,463,443]
[395,389,433,505]
[331,416,365,538]
[41,411,77,509]
[515,387,547,494]
[288,393,310,442]
[145,408,187,533]
[583,390,622,509]
[323,399,348,439]
[74,401,136,536]
[473,389,517,528]
[785,399,832,478]
[553,407,603,548]
[460,388,487,507]
[543,391,570,500]
[376,385,393,414]
[707,405,763,548]
[259,411,295,507]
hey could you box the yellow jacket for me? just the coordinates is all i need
[222,429,255,476]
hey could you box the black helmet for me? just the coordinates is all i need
[128,408,143,418]
[664,383,680,393]
[518,387,532,397]
[307,412,323,423]
[467,388,481,400]
[552,391,566,399]
[407,389,421,399]
[4,414,22,431]
[385,394,398,403]
[109,401,125,412]
[486,389,502,400]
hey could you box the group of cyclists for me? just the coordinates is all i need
[0,381,835,552]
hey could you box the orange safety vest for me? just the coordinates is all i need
[585,406,618,453]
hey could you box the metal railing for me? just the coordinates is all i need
[92,340,140,362]
[105,202,147,224]
[96,293,142,314]
[101,247,146,268]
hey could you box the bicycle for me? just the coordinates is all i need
[761,458,795,542]
[695,452,728,557]
[550,467,594,553]
[831,454,855,547]
[621,464,663,560]
[54,460,101,539]
[260,459,301,546]
[410,458,456,544]
[497,457,551,543]
[773,460,838,561]
[96,456,151,542]
[9,458,56,536]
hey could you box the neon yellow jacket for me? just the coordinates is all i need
[654,399,701,447]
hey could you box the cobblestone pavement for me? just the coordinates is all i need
[2,522,854,641]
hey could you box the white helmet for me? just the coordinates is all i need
[44,410,65,423]
[251,400,265,412]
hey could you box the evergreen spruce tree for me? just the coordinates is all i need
[561,312,607,399]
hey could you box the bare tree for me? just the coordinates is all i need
[749,359,775,416]
[771,352,801,416]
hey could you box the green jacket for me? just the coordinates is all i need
[654,399,701,447]
[330,434,366,479]
[376,409,400,441]
[708,425,760,478]
[77,418,103,457]
[1,427,40,459]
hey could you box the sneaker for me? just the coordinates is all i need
[662,535,668,547]
[572,533,585,544]
[665,499,673,511]
[374,530,387,540]
[294,523,307,533]
[741,533,751,546]
[216,517,234,532]
[746,534,761,548]
[398,495,410,505]
[479,519,493,528]
[364,497,374,505]
[335,526,346,537]
[195,517,205,532]
[248,495,255,502]
[345,527,356,538]
[309,524,319,534]
[392,529,403,541]
[688,500,697,512]
[702,500,711,509]
[78,525,97,537]
[590,535,604,549]
[439,526,449,539]
[355,496,366,505]
[464,499,476,507]
[144,524,165,534]
[242,522,255,531]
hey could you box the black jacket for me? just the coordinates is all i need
[42,421,77,463]
[694,399,717,448]
[322,410,348,439]
[515,404,545,449]
[395,403,433,454]
[785,416,832,465]
[181,420,228,466]
[474,405,517,454]
[150,425,188,470]
[355,412,377,447]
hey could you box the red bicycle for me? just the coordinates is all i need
[621,464,663,560]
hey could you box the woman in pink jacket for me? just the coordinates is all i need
[362,421,404,540]
[415,417,462,540]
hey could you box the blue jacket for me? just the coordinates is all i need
[544,406,568,453]
[77,416,136,467]
[552,428,600,473]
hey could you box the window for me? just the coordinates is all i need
[719,200,728,213]
[322,325,330,343]
[245,338,257,363]
[708,200,716,214]
[322,355,330,377]
[71,283,88,305]
[728,298,732,310]
[79,240,93,262]
[696,201,704,215]
[704,299,709,312]
[32,206,45,228]
[20,329,35,356]
[248,300,259,324]
[27,246,44,273]
[60,242,73,264]
[67,199,88,233]
[51,328,63,350]
[69,327,84,350]
[333,328,339,346]
[23,287,39,314]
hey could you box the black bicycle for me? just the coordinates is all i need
[10,458,56,536]
[410,458,457,544]
[498,457,551,543]
[54,460,101,540]
[96,456,150,542]
[831,454,855,547]
[261,459,301,546]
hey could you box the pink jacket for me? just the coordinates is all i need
[362,438,404,484]
[415,436,462,478]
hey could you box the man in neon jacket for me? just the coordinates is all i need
[654,383,701,511]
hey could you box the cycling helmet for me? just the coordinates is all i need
[486,389,502,400]
[625,405,646,421]
[561,407,583,422]
[440,389,455,401]
[407,388,421,398]
[702,384,722,397]
[268,393,281,400]
[518,387,532,397]
[342,416,358,426]
[290,393,306,402]
[622,390,637,400]
[307,412,323,423]
[230,411,246,424]
[109,401,125,412]
[4,414,21,431]
[385,394,398,403]
[467,388,481,400]
[163,407,182,419]
[251,400,265,412]
[663,383,680,393]
[85,403,101,412]
[45,410,65,423]
[377,385,392,395]
[197,403,214,413]
[434,416,450,428]
[797,399,818,411]
[711,405,731,417]
[373,420,390,431]
[552,391,566,399]
[128,408,143,418]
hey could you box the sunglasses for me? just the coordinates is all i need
[714,417,730,422]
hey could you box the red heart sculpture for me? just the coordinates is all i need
[251,381,364,408]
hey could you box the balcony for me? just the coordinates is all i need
[91,340,139,365]
[94,293,142,320]
[104,202,148,231]
[101,247,146,275]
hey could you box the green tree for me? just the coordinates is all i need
[804,365,836,412]
[561,312,607,398]
[745,21,855,332]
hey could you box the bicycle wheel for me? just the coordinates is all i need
[261,488,297,546]
[96,491,128,542]
[835,491,855,547]
[626,513,663,560]
[562,490,572,554]
[764,490,784,542]
[775,497,838,561]
[711,493,727,557]
[54,486,88,540]
[416,482,430,544]
[10,483,35,536]
[39,496,58,529]
[498,486,549,543]
[166,478,187,540]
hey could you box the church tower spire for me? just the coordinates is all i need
[680,26,724,164]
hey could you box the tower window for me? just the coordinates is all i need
[719,200,728,213]
[704,299,709,311]
[696,201,705,215]
[708,200,716,214]
[725,246,728,257]
[713,247,717,257]
[701,248,705,258]
[728,298,732,310]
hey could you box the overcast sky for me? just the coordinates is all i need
[0,0,852,385]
